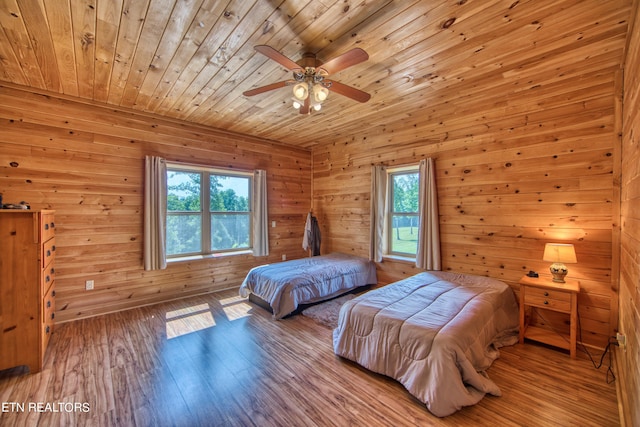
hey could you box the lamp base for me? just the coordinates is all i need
[549,262,568,283]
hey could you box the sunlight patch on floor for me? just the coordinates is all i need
[219,295,253,321]
[165,303,216,339]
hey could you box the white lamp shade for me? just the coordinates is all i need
[543,243,577,263]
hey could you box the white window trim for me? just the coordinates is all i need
[165,162,254,260]
[385,164,420,259]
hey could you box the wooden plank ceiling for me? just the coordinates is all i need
[0,0,631,148]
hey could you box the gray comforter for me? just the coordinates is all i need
[239,252,377,319]
[332,271,519,417]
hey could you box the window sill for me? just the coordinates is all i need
[168,249,253,264]
[382,254,416,264]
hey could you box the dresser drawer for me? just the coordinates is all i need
[43,286,56,324]
[42,317,54,357]
[42,237,56,268]
[41,212,56,243]
[42,264,55,294]
[524,286,571,312]
[41,284,55,356]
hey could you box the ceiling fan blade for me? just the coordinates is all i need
[325,80,371,103]
[243,81,293,97]
[254,45,302,71]
[318,48,369,75]
[299,96,310,115]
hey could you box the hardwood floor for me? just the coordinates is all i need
[0,289,620,427]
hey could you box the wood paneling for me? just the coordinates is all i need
[0,84,311,323]
[311,0,629,354]
[0,1,630,150]
[617,0,640,425]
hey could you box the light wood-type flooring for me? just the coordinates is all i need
[0,289,620,426]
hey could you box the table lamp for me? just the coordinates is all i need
[543,243,577,283]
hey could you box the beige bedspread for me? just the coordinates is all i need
[332,271,519,417]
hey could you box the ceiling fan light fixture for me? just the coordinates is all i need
[246,45,371,115]
[313,84,329,102]
[293,83,308,100]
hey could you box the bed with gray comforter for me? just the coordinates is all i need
[332,271,519,417]
[240,252,377,319]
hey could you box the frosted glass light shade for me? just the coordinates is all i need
[293,83,308,101]
[313,84,329,102]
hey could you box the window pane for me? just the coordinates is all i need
[211,213,250,250]
[210,175,250,212]
[390,215,419,255]
[392,173,419,213]
[167,214,202,255]
[165,165,255,258]
[167,171,201,212]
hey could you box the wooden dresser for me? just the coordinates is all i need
[0,210,56,373]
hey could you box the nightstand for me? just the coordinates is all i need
[518,275,580,358]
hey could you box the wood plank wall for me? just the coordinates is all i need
[311,3,629,352]
[0,84,311,323]
[618,0,640,425]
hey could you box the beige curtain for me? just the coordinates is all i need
[252,169,269,256]
[416,158,441,270]
[369,165,387,262]
[144,156,167,271]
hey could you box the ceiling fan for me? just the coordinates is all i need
[243,45,371,114]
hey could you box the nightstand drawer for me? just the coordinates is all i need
[524,287,571,312]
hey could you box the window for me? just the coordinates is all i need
[387,167,419,257]
[166,164,252,257]
[370,160,439,268]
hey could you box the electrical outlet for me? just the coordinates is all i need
[616,332,626,351]
[85,280,94,291]
[282,254,286,261]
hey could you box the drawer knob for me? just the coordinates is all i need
[45,326,50,334]
[52,290,56,297]
[51,313,55,320]
[544,300,549,305]
[544,292,549,296]
[52,245,56,252]
[44,223,49,230]
[47,250,51,257]
[50,222,55,229]
[46,275,51,283]
[47,300,51,308]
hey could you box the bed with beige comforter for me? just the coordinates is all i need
[332,271,519,417]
